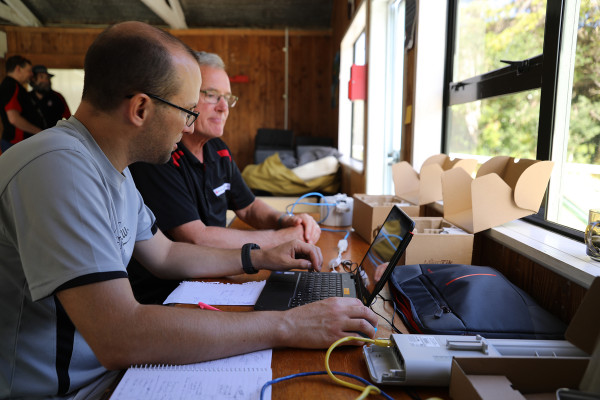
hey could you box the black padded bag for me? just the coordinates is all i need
[389,264,567,339]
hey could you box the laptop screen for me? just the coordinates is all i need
[354,205,415,305]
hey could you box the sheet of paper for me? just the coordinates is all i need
[111,350,273,400]
[184,349,272,370]
[163,280,266,305]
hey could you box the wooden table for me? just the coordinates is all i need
[218,218,450,400]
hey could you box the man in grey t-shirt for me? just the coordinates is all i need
[0,21,378,399]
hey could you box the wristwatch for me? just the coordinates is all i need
[241,243,260,274]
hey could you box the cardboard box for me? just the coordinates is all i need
[449,278,600,400]
[352,194,420,243]
[393,154,478,206]
[442,156,554,234]
[402,217,474,265]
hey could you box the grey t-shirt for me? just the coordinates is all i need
[0,117,156,399]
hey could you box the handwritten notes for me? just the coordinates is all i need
[163,280,266,306]
[111,350,272,400]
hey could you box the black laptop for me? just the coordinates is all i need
[254,205,415,311]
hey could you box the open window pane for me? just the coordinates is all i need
[447,89,540,159]
[547,0,600,231]
[453,0,546,82]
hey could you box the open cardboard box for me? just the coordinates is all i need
[352,194,419,243]
[442,156,554,234]
[392,154,477,206]
[449,277,600,400]
[401,217,474,265]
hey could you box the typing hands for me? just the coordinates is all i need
[255,240,323,272]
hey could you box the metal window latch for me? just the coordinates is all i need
[500,59,531,75]
[450,82,467,91]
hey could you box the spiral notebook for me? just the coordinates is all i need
[110,349,272,400]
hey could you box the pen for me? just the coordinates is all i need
[197,301,222,311]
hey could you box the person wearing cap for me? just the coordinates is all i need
[29,64,71,128]
[0,55,45,152]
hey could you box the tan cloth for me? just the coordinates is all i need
[242,153,339,196]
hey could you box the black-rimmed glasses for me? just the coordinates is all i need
[200,89,238,108]
[145,93,199,127]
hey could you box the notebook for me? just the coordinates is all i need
[254,205,415,311]
[110,349,273,400]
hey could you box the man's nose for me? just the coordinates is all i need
[182,121,195,135]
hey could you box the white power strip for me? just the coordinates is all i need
[320,193,353,226]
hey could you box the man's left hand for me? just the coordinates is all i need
[281,213,321,244]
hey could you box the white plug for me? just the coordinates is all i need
[328,257,340,272]
[337,239,348,253]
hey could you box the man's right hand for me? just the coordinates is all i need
[278,297,379,348]
[253,239,323,272]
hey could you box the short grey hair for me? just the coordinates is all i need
[195,51,226,70]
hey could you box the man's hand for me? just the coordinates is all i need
[253,239,323,272]
[279,297,379,347]
[280,213,321,244]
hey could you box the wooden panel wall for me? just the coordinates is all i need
[0,25,335,170]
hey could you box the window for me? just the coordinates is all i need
[351,31,366,161]
[443,0,599,237]
[338,1,367,171]
[546,0,600,231]
[338,0,410,195]
[47,69,84,113]
[382,0,406,194]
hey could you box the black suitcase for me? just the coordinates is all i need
[389,264,567,339]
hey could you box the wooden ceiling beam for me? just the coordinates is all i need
[139,0,187,29]
[0,0,41,27]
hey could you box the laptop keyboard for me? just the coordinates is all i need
[289,272,344,308]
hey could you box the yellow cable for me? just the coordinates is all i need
[324,336,392,399]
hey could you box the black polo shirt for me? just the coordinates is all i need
[130,138,255,233]
[29,90,71,128]
[0,76,45,144]
[127,138,255,304]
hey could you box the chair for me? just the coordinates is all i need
[253,128,295,164]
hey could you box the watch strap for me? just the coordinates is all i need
[241,243,260,274]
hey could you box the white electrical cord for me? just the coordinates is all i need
[329,238,349,272]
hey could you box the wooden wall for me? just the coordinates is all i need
[0,25,336,170]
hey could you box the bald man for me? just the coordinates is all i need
[0,22,377,399]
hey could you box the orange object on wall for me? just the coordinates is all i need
[348,64,366,100]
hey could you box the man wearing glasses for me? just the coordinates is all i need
[129,52,321,303]
[0,23,377,399]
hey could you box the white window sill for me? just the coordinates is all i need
[484,220,599,289]
[339,155,364,174]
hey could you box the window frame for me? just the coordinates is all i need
[441,0,584,242]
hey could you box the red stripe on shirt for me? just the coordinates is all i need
[217,149,231,161]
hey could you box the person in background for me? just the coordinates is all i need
[29,64,71,127]
[0,21,377,399]
[0,55,44,152]
[128,51,320,303]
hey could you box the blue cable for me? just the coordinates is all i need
[260,370,395,400]
[285,192,339,224]
[321,227,352,239]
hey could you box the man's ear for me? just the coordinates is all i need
[127,94,150,127]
